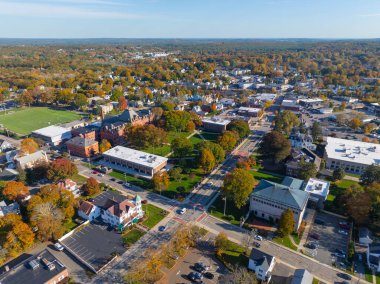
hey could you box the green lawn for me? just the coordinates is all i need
[109,171,152,189]
[376,273,380,284]
[199,131,220,142]
[189,135,204,145]
[273,235,298,250]
[219,240,249,268]
[312,278,319,284]
[142,204,168,229]
[250,170,284,184]
[64,219,78,232]
[0,107,82,135]
[122,228,145,246]
[209,195,249,226]
[144,144,171,156]
[365,266,373,283]
[71,173,88,185]
[326,179,360,203]
[164,169,203,199]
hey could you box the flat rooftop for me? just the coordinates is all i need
[325,137,380,166]
[303,178,330,198]
[202,117,231,126]
[103,146,168,168]
[238,107,261,112]
[0,249,67,284]
[255,93,277,101]
[32,125,71,138]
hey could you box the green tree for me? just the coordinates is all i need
[311,121,322,142]
[198,141,225,164]
[260,131,291,163]
[171,136,193,157]
[199,148,215,173]
[221,168,256,209]
[227,119,250,139]
[169,167,182,182]
[332,168,345,181]
[274,110,300,135]
[74,93,88,109]
[278,209,295,236]
[361,165,380,186]
[297,159,317,180]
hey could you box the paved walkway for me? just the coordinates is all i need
[298,209,316,251]
[344,175,360,182]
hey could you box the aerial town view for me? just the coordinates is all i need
[0,1,379,284]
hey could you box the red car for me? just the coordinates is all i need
[92,171,98,174]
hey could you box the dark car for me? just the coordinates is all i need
[117,181,123,184]
[337,273,352,280]
[254,242,261,248]
[314,219,325,225]
[110,178,116,181]
[310,233,320,240]
[194,263,206,273]
[305,243,317,250]
[188,272,203,281]
[204,272,214,279]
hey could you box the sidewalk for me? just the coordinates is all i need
[298,208,316,251]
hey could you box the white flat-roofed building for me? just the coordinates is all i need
[324,137,380,174]
[202,117,231,133]
[256,93,277,101]
[101,146,168,178]
[238,107,262,117]
[32,125,72,146]
[303,178,330,208]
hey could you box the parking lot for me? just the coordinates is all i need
[161,234,228,284]
[304,212,351,268]
[61,222,126,272]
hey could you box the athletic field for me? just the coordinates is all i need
[0,107,82,135]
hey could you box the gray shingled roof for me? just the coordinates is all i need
[251,179,309,210]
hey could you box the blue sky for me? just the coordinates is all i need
[0,0,380,38]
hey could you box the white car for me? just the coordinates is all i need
[338,230,348,236]
[124,182,130,187]
[179,208,187,215]
[255,235,263,241]
[54,243,64,251]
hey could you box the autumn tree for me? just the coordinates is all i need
[198,141,225,164]
[2,181,29,201]
[171,136,193,157]
[20,137,39,155]
[349,118,362,130]
[363,123,376,134]
[47,158,78,181]
[260,131,291,163]
[199,148,215,173]
[30,202,65,241]
[152,172,170,194]
[217,131,239,151]
[118,96,127,111]
[99,139,112,153]
[0,214,34,260]
[82,177,101,196]
[278,209,295,236]
[221,168,256,209]
[126,124,168,149]
[215,232,229,256]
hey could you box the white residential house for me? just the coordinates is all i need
[57,179,80,197]
[248,248,276,282]
[78,191,144,229]
[367,243,380,271]
[0,139,12,152]
[289,132,316,151]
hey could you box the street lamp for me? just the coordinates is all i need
[222,196,227,216]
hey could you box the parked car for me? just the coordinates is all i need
[310,233,320,240]
[314,219,325,225]
[305,243,317,250]
[255,235,263,241]
[98,173,104,177]
[123,182,130,187]
[194,262,209,273]
[179,208,187,215]
[338,230,348,236]
[188,272,203,281]
[159,225,167,232]
[204,272,214,279]
[54,243,64,251]
[92,171,98,174]
[337,273,352,280]
[254,242,261,248]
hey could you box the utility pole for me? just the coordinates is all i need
[223,196,227,216]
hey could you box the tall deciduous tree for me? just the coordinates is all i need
[260,131,291,163]
[82,177,101,196]
[199,148,215,173]
[99,139,112,153]
[278,209,295,236]
[311,121,322,142]
[361,165,380,186]
[152,172,170,194]
[47,158,78,181]
[118,96,128,111]
[171,136,193,157]
[227,120,250,139]
[2,181,29,201]
[20,137,39,155]
[217,131,239,151]
[221,168,256,209]
[274,110,300,135]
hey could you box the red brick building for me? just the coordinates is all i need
[66,137,99,158]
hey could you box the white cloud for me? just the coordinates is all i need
[359,13,380,17]
[0,1,140,19]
